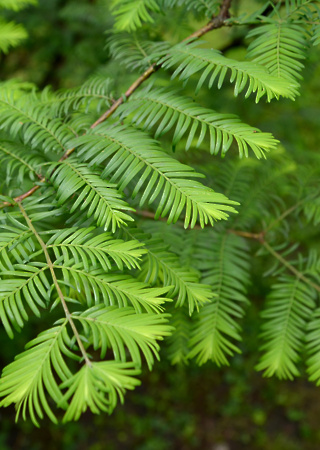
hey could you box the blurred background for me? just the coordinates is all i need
[1,0,320,448]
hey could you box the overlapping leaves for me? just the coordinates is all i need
[73,305,172,369]
[159,41,298,101]
[246,21,308,85]
[257,274,317,379]
[0,322,72,426]
[0,90,74,153]
[47,227,145,271]
[74,124,237,228]
[118,85,278,158]
[188,231,250,366]
[140,236,213,314]
[111,0,160,31]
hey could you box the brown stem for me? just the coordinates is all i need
[91,0,232,129]
[230,228,320,293]
[0,0,233,209]
[16,201,92,366]
[263,240,320,294]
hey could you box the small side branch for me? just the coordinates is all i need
[230,228,320,294]
[263,240,320,294]
[90,0,232,128]
[16,201,92,367]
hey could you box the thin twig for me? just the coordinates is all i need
[90,0,232,129]
[230,228,320,293]
[0,0,233,209]
[263,240,320,294]
[16,201,92,367]
[228,228,265,242]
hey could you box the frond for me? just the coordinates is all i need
[256,274,317,380]
[0,322,73,426]
[111,0,160,32]
[65,111,97,136]
[54,264,170,313]
[0,262,50,338]
[74,124,238,228]
[285,0,311,14]
[2,188,64,224]
[106,34,170,71]
[141,236,213,314]
[73,304,172,369]
[212,158,256,206]
[160,0,220,17]
[229,153,293,230]
[165,303,192,365]
[0,140,44,184]
[60,362,141,422]
[49,158,134,233]
[158,41,298,101]
[47,227,145,271]
[41,76,113,117]
[306,308,320,385]
[0,217,35,266]
[149,223,199,268]
[188,232,250,366]
[0,20,27,53]
[303,189,320,225]
[293,2,320,47]
[0,90,74,153]
[246,21,308,84]
[118,85,278,158]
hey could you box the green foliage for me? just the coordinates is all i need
[188,231,250,366]
[74,124,237,227]
[158,40,299,100]
[117,84,278,157]
[41,76,113,117]
[111,0,161,31]
[0,0,35,53]
[246,21,308,85]
[49,159,134,232]
[0,20,27,53]
[0,0,37,10]
[0,90,74,153]
[257,273,317,380]
[0,0,320,426]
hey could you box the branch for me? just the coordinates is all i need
[230,228,320,294]
[0,0,233,209]
[90,0,232,129]
[135,210,320,292]
[16,201,92,367]
[263,240,320,294]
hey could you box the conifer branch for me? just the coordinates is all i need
[16,201,93,367]
[262,240,320,294]
[229,229,320,294]
[90,0,232,128]
[0,0,232,210]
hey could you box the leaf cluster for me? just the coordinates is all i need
[0,0,320,425]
